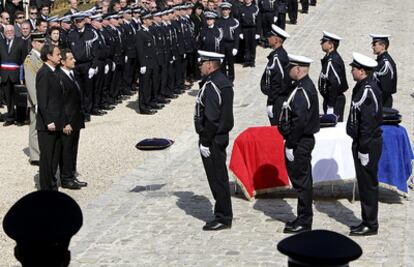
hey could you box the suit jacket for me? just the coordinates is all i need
[0,37,27,83]
[57,68,85,131]
[23,49,43,107]
[36,64,65,131]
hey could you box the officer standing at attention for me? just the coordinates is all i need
[217,2,240,81]
[279,54,319,234]
[199,11,223,53]
[370,34,397,108]
[318,31,348,121]
[347,52,382,236]
[24,32,45,167]
[195,50,234,231]
[239,0,260,67]
[260,24,290,126]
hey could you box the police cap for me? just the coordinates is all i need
[350,52,378,70]
[267,24,290,39]
[321,30,342,44]
[198,50,225,63]
[3,190,83,243]
[277,230,363,267]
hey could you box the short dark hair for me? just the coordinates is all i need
[14,10,24,19]
[36,19,47,27]
[375,40,389,50]
[29,5,38,11]
[49,26,60,34]
[40,43,57,62]
[60,48,73,61]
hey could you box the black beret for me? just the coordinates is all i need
[3,191,83,243]
[277,230,362,266]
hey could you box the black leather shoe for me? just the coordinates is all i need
[150,103,164,109]
[74,178,88,187]
[84,115,91,122]
[100,104,115,110]
[15,121,24,126]
[164,94,179,99]
[349,225,378,236]
[3,121,14,126]
[156,98,171,104]
[202,220,232,231]
[283,222,311,234]
[350,223,364,231]
[29,159,39,166]
[140,109,157,115]
[91,110,106,116]
[61,180,82,190]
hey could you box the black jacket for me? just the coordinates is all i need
[374,51,397,98]
[199,25,223,53]
[194,69,234,146]
[216,16,240,50]
[239,3,261,33]
[36,64,65,131]
[121,21,137,59]
[260,46,289,117]
[318,50,348,107]
[0,37,27,83]
[57,68,85,131]
[67,27,97,63]
[346,75,382,153]
[135,26,156,69]
[279,75,320,148]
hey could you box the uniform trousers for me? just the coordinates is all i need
[38,130,61,190]
[322,93,346,122]
[201,139,233,225]
[262,12,277,36]
[110,63,123,101]
[60,130,80,180]
[102,66,114,105]
[242,27,257,65]
[160,62,169,97]
[276,11,287,29]
[352,137,382,230]
[29,107,40,161]
[383,93,393,108]
[287,0,298,23]
[93,61,105,111]
[167,60,176,95]
[300,0,309,12]
[75,62,94,114]
[2,80,16,121]
[139,68,154,111]
[174,56,184,91]
[221,42,236,81]
[122,58,137,93]
[285,135,315,227]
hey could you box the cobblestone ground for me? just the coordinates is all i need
[66,0,414,266]
[5,0,414,266]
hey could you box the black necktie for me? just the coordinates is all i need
[6,40,10,53]
[69,72,75,81]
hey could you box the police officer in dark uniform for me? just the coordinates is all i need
[318,31,348,122]
[239,0,260,67]
[172,5,186,93]
[347,52,382,236]
[217,2,240,81]
[370,34,397,108]
[279,54,320,234]
[136,11,158,114]
[195,50,234,231]
[108,14,125,106]
[258,0,277,41]
[67,13,100,119]
[199,11,223,53]
[300,0,309,14]
[260,24,289,126]
[121,8,137,96]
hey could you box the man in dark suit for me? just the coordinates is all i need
[36,44,64,190]
[0,24,27,126]
[57,48,87,189]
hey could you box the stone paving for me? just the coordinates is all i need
[69,0,414,266]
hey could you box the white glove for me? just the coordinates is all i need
[104,64,109,74]
[239,33,244,39]
[112,62,116,71]
[88,68,95,79]
[140,66,147,74]
[125,56,128,63]
[266,105,273,118]
[199,144,210,158]
[274,16,278,23]
[358,152,369,166]
[327,106,334,115]
[183,53,186,59]
[172,56,176,61]
[95,66,98,74]
[255,34,260,40]
[285,147,294,162]
[232,49,238,56]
